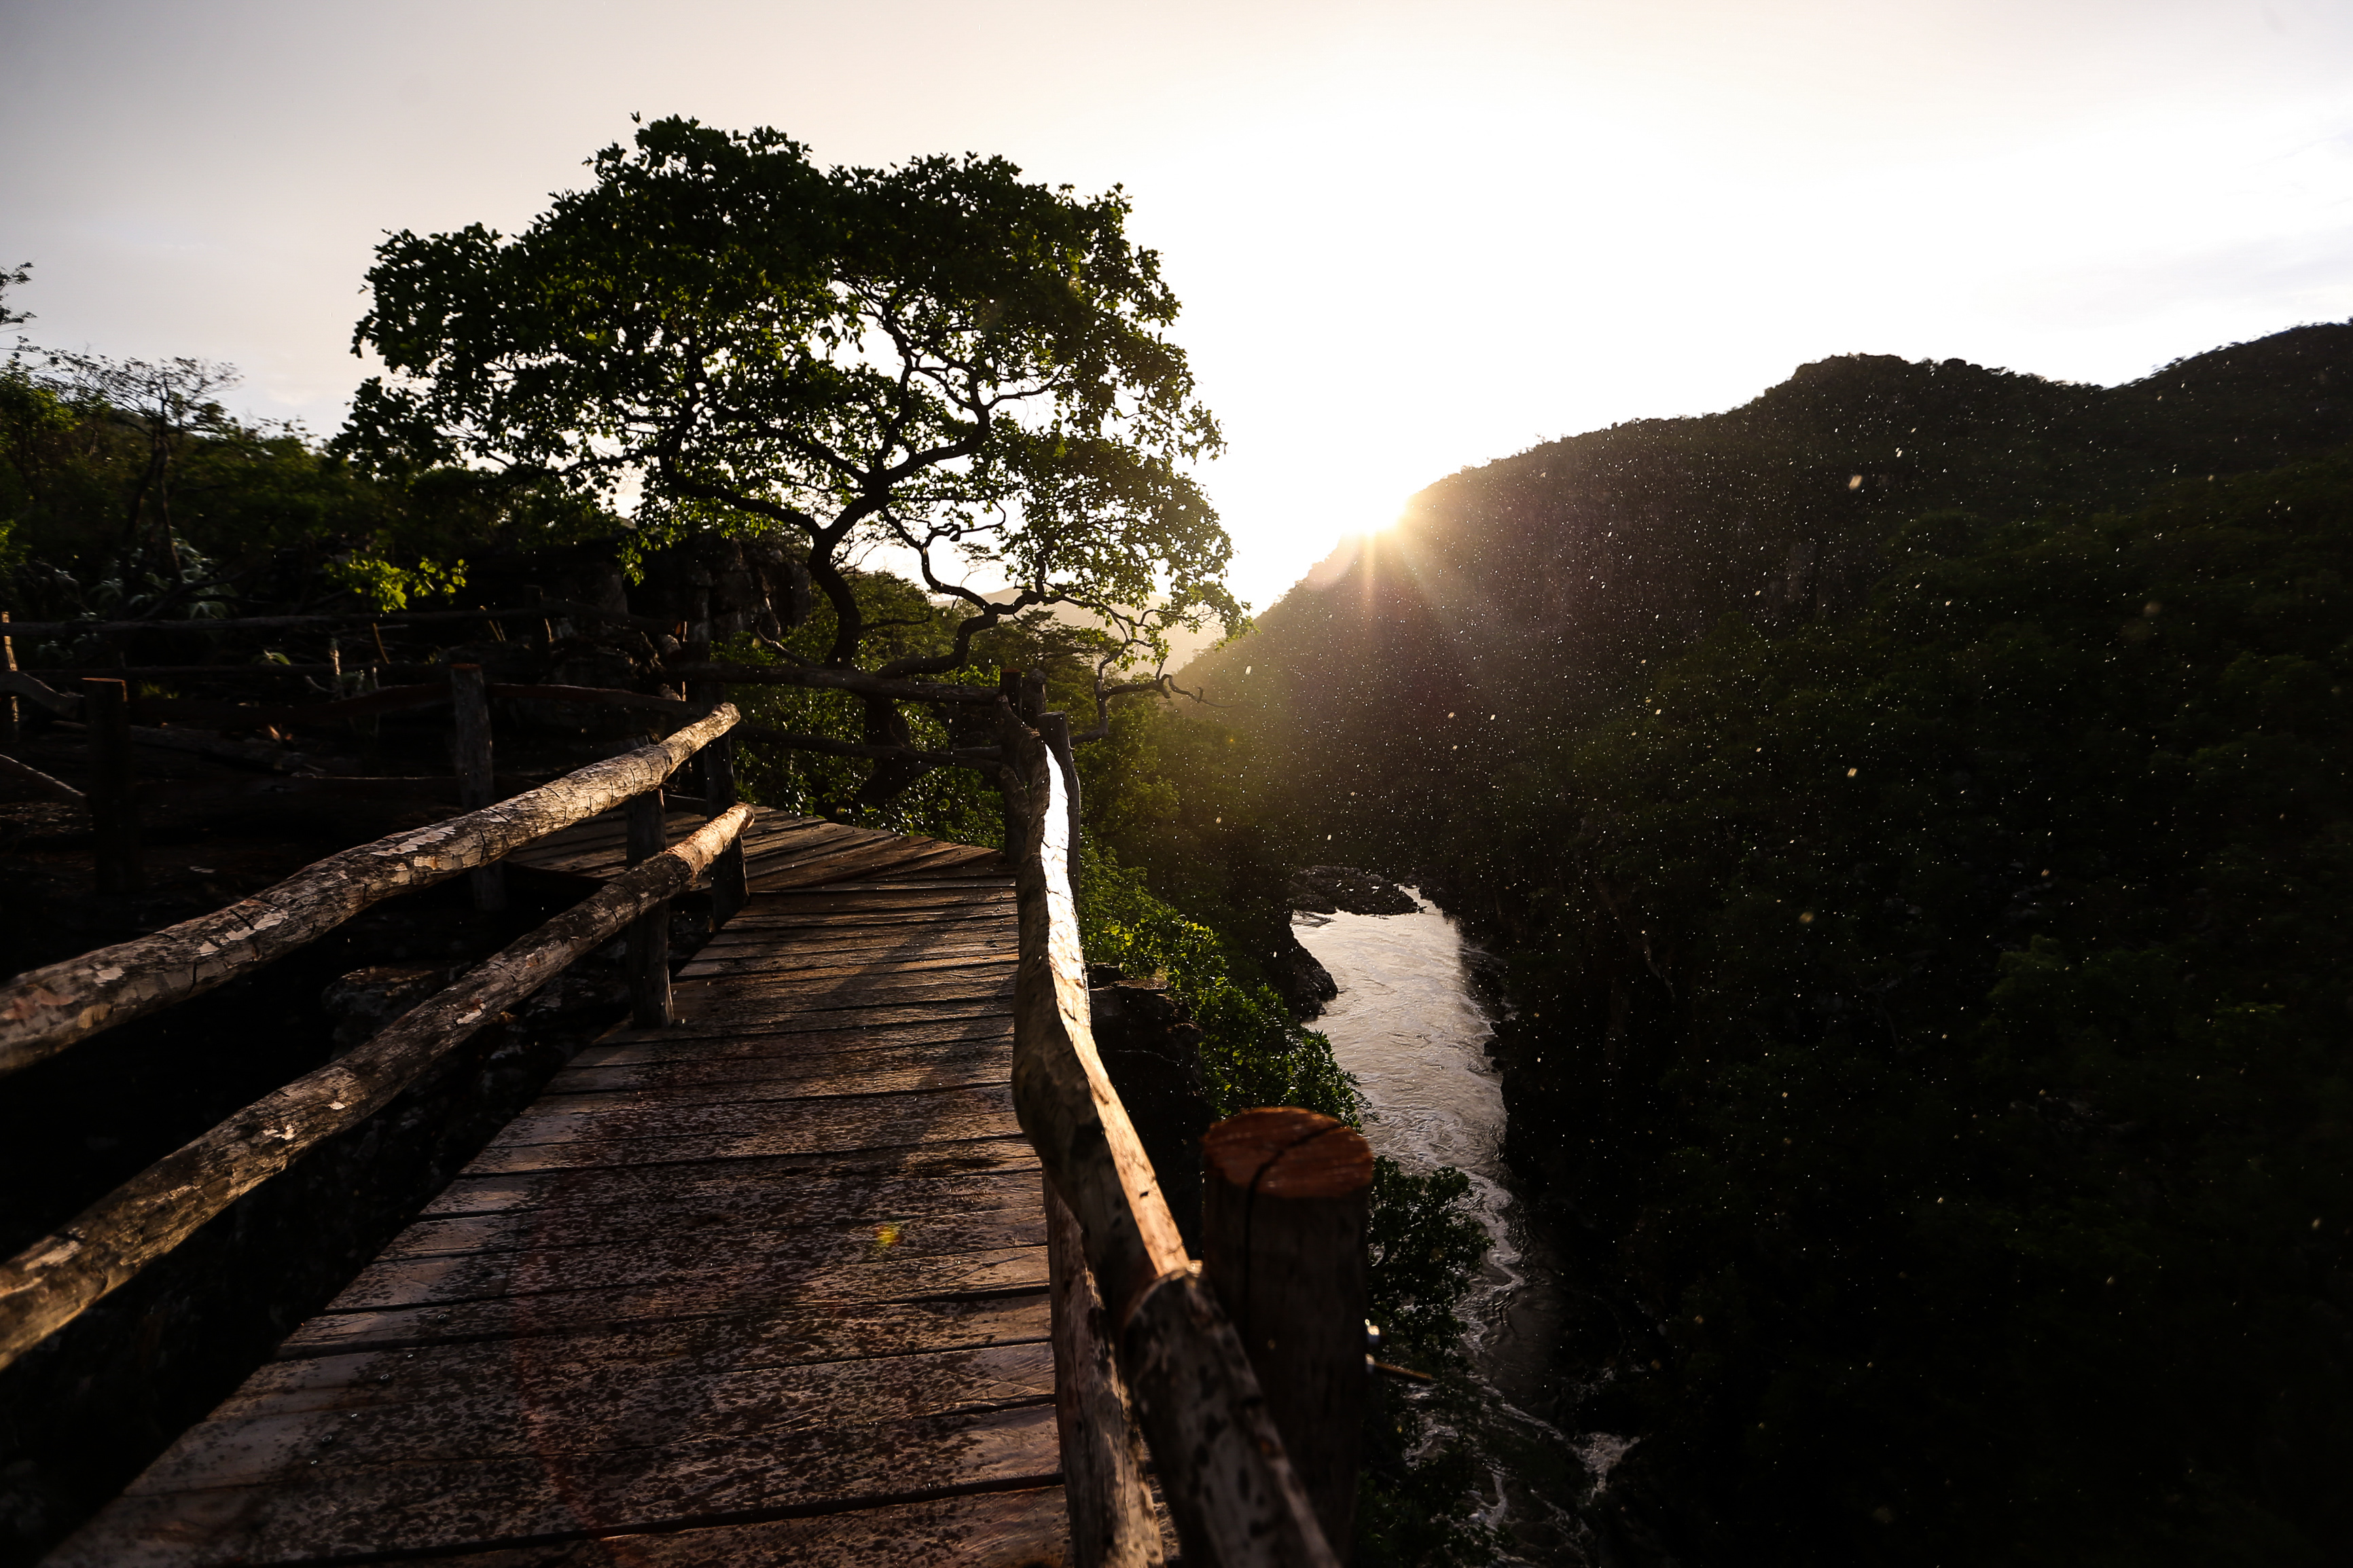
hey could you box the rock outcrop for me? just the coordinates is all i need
[1088,970,1216,1254]
[1264,924,1339,1019]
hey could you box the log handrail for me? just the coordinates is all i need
[997,701,1340,1568]
[0,704,741,1079]
[0,804,755,1373]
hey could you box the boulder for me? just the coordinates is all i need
[1265,924,1339,1019]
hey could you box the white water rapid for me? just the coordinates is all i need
[1293,890,1587,1562]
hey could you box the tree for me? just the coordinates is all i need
[341,117,1240,803]
[39,350,242,576]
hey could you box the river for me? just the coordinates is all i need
[1293,891,1595,1563]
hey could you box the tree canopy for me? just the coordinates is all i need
[340,117,1240,773]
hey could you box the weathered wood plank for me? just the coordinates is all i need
[367,1485,1069,1568]
[383,1168,1043,1260]
[740,877,1014,905]
[709,907,1017,938]
[613,999,1015,1044]
[677,945,1017,981]
[742,828,976,874]
[142,1341,1058,1489]
[669,968,1019,1012]
[542,1044,1013,1106]
[332,1213,1045,1313]
[744,839,985,892]
[486,1082,1018,1154]
[49,1402,1062,1568]
[571,1016,1012,1068]
[250,1298,1049,1406]
[783,875,1016,891]
[326,1239,1050,1330]
[281,1276,1049,1361]
[694,917,1016,949]
[417,1135,1043,1222]
[505,807,846,880]
[465,1112,1028,1177]
[689,925,1017,961]
[285,1245,1050,1356]
[715,907,1011,930]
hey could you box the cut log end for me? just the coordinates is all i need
[1202,1108,1373,1199]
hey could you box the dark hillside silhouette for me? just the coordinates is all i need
[1172,323,2353,1567]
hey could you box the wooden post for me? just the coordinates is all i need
[1046,1175,1166,1568]
[996,670,1030,853]
[1040,710,1082,905]
[626,788,672,1025]
[1201,1107,1375,1560]
[82,678,141,894]
[450,664,505,911]
[691,680,747,925]
[2,610,17,748]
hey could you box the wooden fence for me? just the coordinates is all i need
[995,680,1371,1568]
[0,704,746,1368]
[0,656,1382,1565]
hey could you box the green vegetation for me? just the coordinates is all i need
[1174,326,2353,1565]
[1481,460,2353,1567]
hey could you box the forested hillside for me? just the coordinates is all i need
[1170,325,2353,1565]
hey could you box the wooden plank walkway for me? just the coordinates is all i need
[506,804,1005,891]
[48,833,1077,1567]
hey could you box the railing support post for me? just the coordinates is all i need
[1046,1175,1165,1568]
[82,678,141,894]
[625,788,673,1025]
[2,610,18,748]
[450,664,505,912]
[689,679,746,924]
[1201,1108,1374,1561]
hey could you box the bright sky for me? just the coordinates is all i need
[3,0,2349,610]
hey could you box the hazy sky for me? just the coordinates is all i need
[3,0,2349,609]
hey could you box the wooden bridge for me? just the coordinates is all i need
[0,691,1369,1568]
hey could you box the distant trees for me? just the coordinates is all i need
[341,117,1240,801]
[38,350,243,577]
[0,255,611,634]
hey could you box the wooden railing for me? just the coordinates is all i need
[995,684,1361,1568]
[0,704,746,1371]
[3,652,1377,1560]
